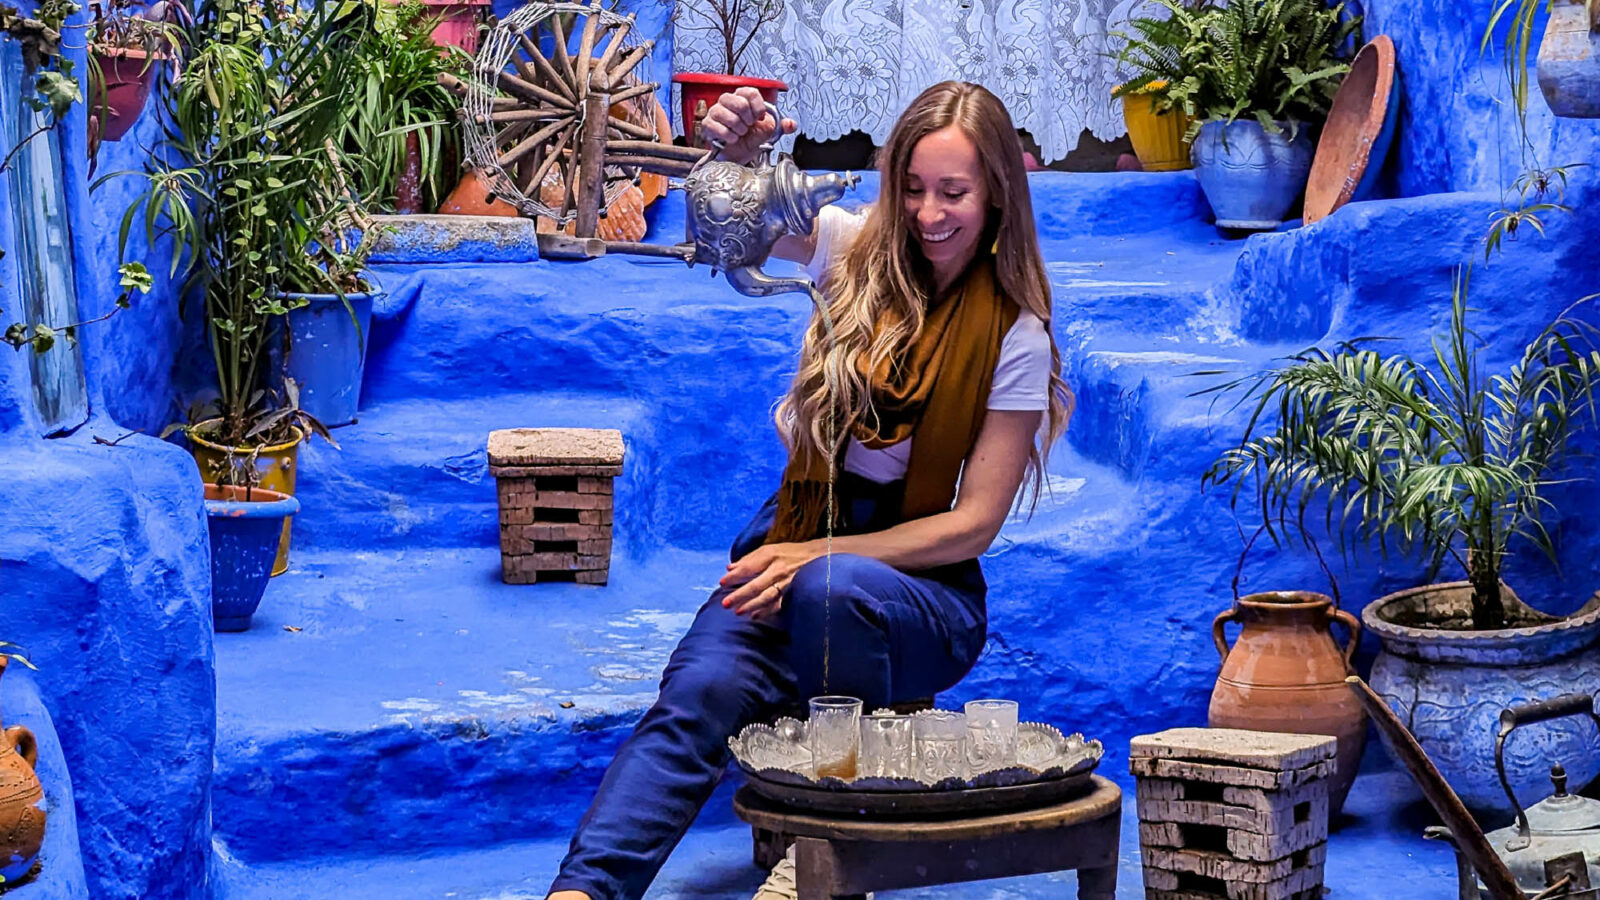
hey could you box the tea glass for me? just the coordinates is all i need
[859,712,915,779]
[913,710,967,782]
[964,699,1019,774]
[808,696,862,780]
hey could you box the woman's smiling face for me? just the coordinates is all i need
[903,125,991,288]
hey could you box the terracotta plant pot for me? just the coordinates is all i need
[0,657,44,884]
[1304,36,1397,224]
[1118,84,1192,172]
[672,72,787,149]
[1208,591,1367,818]
[88,46,163,143]
[1362,582,1600,815]
[188,421,304,577]
[413,0,490,54]
[438,171,521,216]
[1538,0,1600,118]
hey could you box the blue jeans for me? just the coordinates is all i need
[549,476,988,900]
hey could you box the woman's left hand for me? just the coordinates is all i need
[720,542,820,619]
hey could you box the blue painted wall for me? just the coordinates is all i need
[0,2,214,898]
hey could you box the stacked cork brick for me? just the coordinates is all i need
[488,428,623,585]
[1130,728,1336,900]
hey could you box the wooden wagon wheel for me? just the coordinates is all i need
[443,0,705,241]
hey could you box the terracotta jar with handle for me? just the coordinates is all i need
[1208,591,1367,818]
[0,657,44,883]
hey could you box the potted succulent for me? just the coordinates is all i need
[86,0,185,148]
[1109,10,1196,172]
[670,0,787,147]
[1143,0,1357,230]
[115,0,366,574]
[1202,270,1600,814]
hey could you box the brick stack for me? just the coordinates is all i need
[488,428,623,585]
[1130,728,1336,900]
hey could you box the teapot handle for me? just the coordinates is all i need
[1494,692,1600,847]
[705,100,788,169]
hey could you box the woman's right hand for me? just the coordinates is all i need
[701,87,796,165]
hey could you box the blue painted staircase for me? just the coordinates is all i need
[208,173,1484,898]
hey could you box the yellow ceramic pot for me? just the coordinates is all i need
[1120,84,1193,172]
[189,421,304,577]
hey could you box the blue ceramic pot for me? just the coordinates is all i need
[205,484,300,632]
[274,290,382,428]
[1363,583,1600,816]
[1191,119,1314,230]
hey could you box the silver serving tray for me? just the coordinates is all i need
[727,715,1103,793]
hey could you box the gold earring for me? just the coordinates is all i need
[991,236,1000,255]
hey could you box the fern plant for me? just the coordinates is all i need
[1111,7,1205,115]
[1202,271,1600,631]
[1124,0,1359,140]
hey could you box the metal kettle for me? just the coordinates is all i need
[1429,693,1600,899]
[680,102,858,298]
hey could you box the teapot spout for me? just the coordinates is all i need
[724,266,813,299]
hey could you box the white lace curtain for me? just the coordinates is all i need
[671,0,1158,163]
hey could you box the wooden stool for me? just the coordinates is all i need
[488,428,623,585]
[733,775,1122,899]
[1130,728,1335,900]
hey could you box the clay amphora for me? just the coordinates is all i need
[0,657,44,883]
[1208,591,1367,818]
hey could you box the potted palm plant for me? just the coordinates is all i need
[670,0,786,147]
[116,0,364,574]
[1145,0,1357,230]
[1202,270,1600,814]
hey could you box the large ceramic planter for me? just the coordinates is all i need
[1537,0,1600,118]
[1208,591,1367,818]
[205,485,300,632]
[1118,85,1192,172]
[0,658,44,884]
[273,290,382,428]
[1304,36,1398,224]
[189,422,304,577]
[672,72,788,148]
[1191,119,1313,231]
[1362,583,1600,815]
[88,46,162,143]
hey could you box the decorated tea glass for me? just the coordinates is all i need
[913,710,967,782]
[808,696,862,780]
[859,711,914,778]
[964,699,1019,773]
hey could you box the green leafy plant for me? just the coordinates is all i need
[1122,0,1358,140]
[112,0,370,448]
[2,262,151,353]
[88,0,186,53]
[0,0,83,174]
[340,0,467,213]
[1202,270,1600,631]
[671,0,783,76]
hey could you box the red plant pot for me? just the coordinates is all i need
[415,0,490,54]
[671,72,788,148]
[89,47,161,142]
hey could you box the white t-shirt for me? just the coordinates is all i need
[801,206,1052,483]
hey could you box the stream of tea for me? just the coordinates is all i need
[805,282,839,695]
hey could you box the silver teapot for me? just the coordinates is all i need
[682,103,858,298]
[1427,693,1600,898]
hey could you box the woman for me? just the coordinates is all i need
[547,80,1072,900]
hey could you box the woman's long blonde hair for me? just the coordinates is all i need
[774,81,1073,508]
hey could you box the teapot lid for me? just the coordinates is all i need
[1523,766,1600,833]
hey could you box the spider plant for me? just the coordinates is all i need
[339,0,468,213]
[1202,270,1600,631]
[111,0,367,448]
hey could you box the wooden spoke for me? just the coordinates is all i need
[526,125,577,199]
[606,41,653,91]
[482,107,569,125]
[603,155,694,177]
[606,81,657,106]
[521,34,575,103]
[498,115,576,168]
[501,72,575,110]
[573,0,604,90]
[604,115,657,141]
[592,14,633,79]
[604,140,707,163]
[547,13,577,86]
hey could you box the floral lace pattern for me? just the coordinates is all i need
[673,0,1158,163]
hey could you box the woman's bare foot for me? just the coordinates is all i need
[547,892,592,900]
